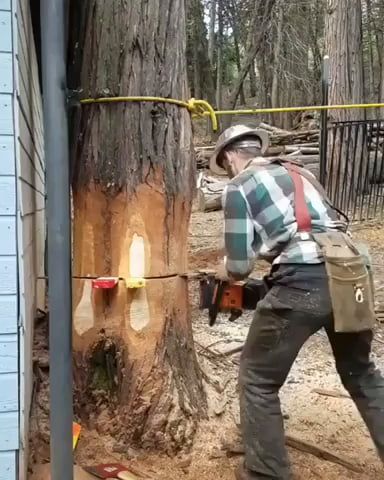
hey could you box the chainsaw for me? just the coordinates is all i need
[198,273,267,326]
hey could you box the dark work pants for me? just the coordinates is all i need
[239,264,384,479]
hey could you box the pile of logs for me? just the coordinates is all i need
[196,172,227,212]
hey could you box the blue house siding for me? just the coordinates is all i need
[16,0,46,476]
[0,0,18,479]
[0,452,16,480]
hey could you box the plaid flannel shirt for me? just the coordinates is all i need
[222,158,346,279]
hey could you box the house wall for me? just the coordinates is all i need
[0,0,19,478]
[0,0,45,478]
[15,0,46,477]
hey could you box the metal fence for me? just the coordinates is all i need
[323,119,384,221]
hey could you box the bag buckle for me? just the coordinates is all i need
[355,286,364,303]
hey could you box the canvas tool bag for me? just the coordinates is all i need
[282,161,376,332]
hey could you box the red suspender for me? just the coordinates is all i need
[284,163,312,233]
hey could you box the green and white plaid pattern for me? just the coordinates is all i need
[222,159,347,278]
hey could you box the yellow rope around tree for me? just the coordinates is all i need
[80,95,384,133]
[80,96,219,131]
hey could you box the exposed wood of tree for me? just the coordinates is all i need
[67,0,206,451]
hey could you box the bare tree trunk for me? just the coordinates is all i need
[233,29,246,105]
[309,0,323,103]
[208,0,216,66]
[326,1,364,120]
[271,1,283,126]
[193,37,202,99]
[375,1,384,117]
[227,0,276,109]
[216,0,224,109]
[227,0,246,105]
[68,0,206,452]
[249,60,257,98]
[366,0,376,101]
[325,0,366,203]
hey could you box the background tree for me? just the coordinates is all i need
[325,0,365,200]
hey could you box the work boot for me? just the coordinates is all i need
[235,463,268,480]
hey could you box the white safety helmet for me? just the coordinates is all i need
[210,125,269,176]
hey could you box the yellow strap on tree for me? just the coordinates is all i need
[80,95,218,131]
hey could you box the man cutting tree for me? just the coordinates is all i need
[210,125,384,480]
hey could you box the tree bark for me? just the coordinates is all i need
[227,0,246,105]
[249,60,257,98]
[271,1,284,126]
[216,0,224,109]
[187,0,215,103]
[325,0,366,203]
[67,0,206,452]
[208,0,216,67]
[365,0,376,101]
[375,0,384,117]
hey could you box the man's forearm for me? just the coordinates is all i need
[225,257,254,280]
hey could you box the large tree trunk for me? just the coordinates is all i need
[325,0,366,205]
[68,0,206,452]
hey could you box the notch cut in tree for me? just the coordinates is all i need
[67,0,206,452]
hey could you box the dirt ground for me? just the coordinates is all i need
[29,206,384,480]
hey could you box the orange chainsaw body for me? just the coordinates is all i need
[217,282,244,310]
